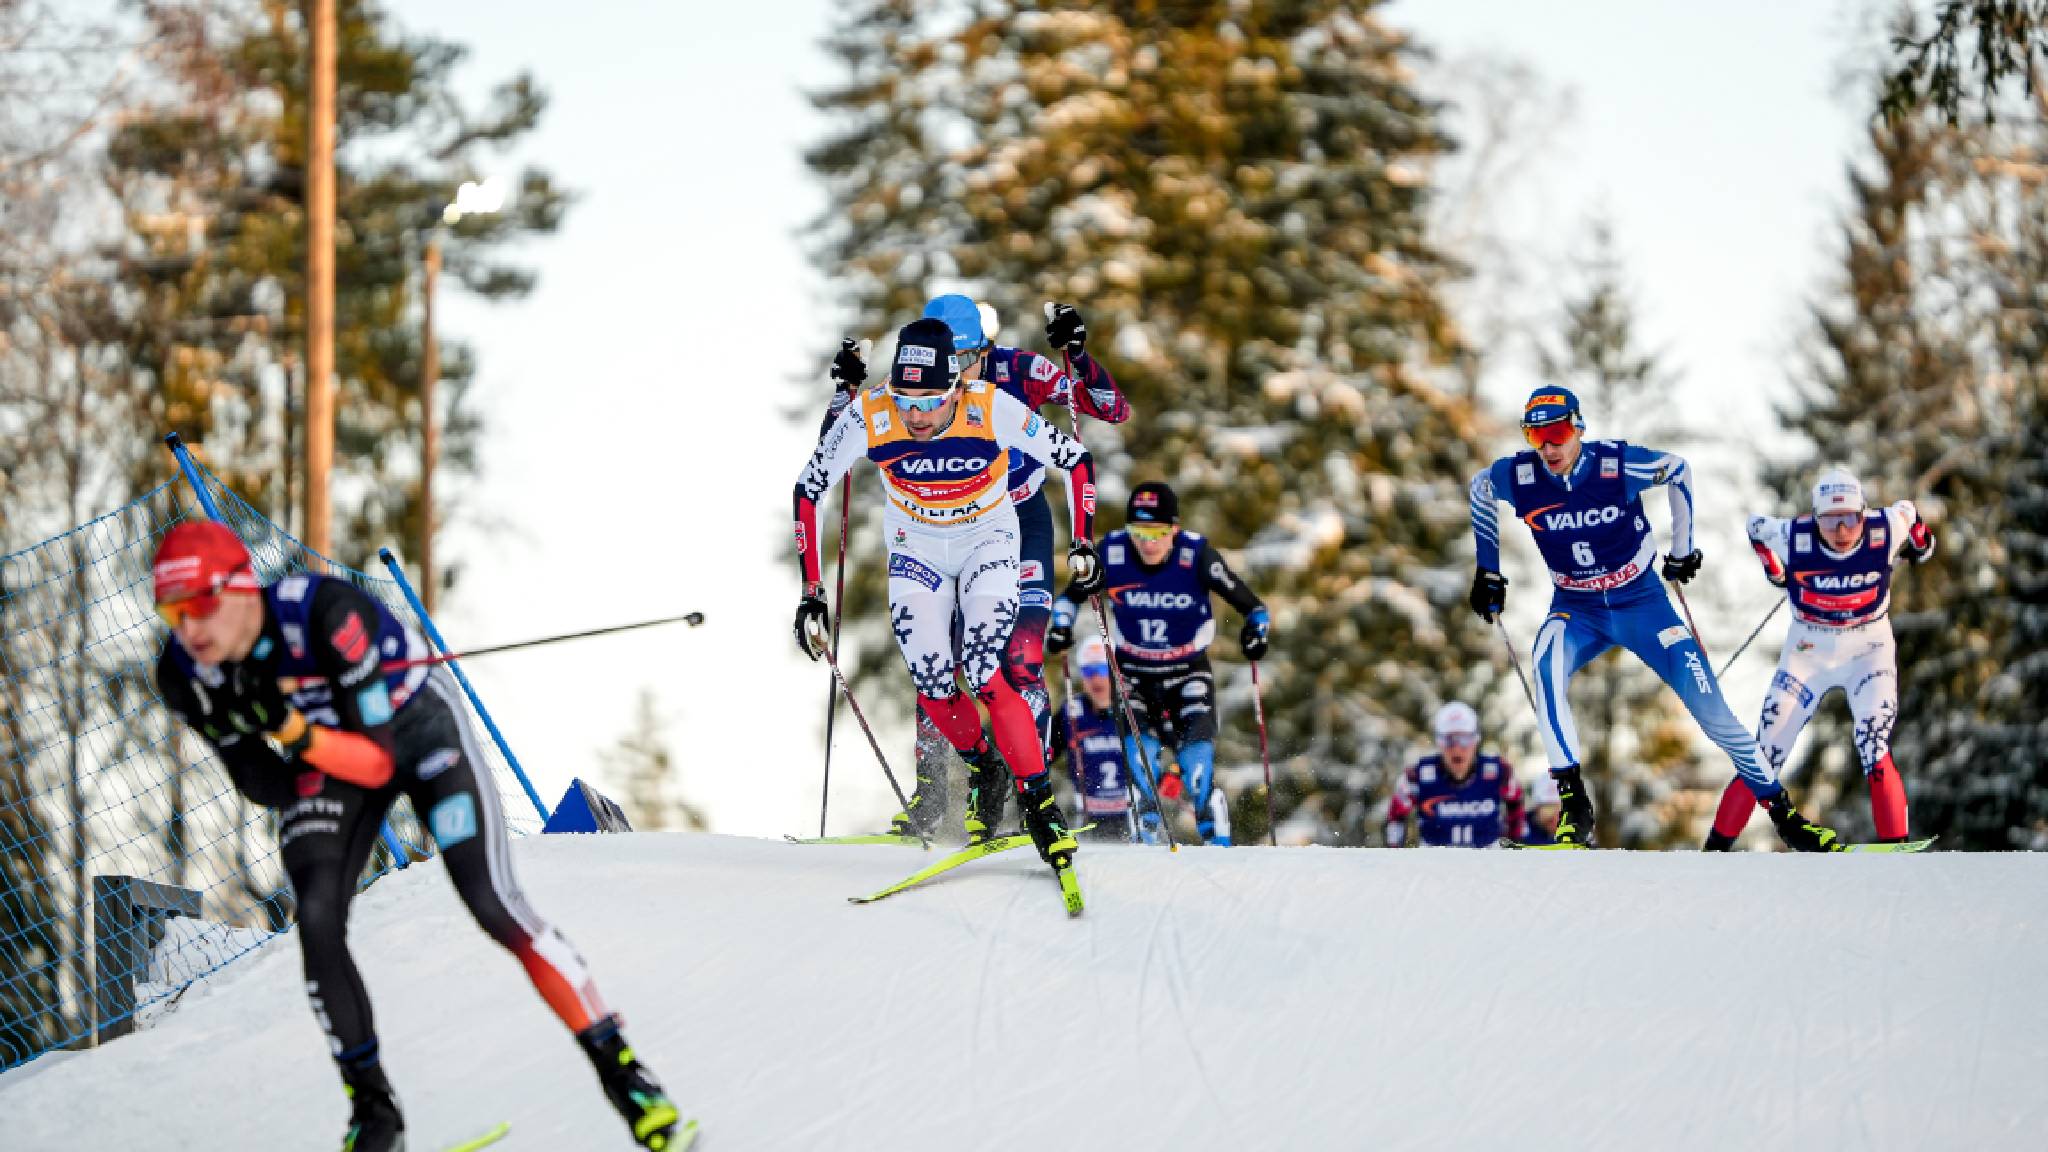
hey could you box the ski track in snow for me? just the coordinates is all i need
[2,835,2044,1151]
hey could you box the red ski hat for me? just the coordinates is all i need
[152,520,260,606]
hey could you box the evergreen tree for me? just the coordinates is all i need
[1531,220,1703,848]
[1788,51,2046,848]
[103,0,567,574]
[601,690,707,833]
[806,1,1497,842]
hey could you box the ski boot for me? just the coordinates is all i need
[888,771,947,839]
[962,739,1012,846]
[1761,789,1844,853]
[1015,774,1079,870]
[578,1017,685,1150]
[1702,829,1738,852]
[1551,766,1596,848]
[339,1059,404,1152]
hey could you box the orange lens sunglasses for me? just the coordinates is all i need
[155,590,226,629]
[1522,420,1577,448]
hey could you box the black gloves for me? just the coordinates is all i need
[1067,541,1104,600]
[1044,302,1087,358]
[794,594,830,661]
[830,338,866,392]
[1469,569,1508,622]
[1240,608,1271,661]
[1046,616,1075,655]
[1661,550,1703,584]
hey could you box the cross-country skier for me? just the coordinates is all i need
[1047,481,1269,846]
[1703,468,1936,849]
[149,521,683,1152]
[1384,701,1525,848]
[792,316,1101,879]
[888,296,1129,842]
[1521,773,1561,846]
[1467,386,1841,851]
[1051,634,1142,843]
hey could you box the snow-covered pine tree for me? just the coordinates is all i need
[804,1,1497,843]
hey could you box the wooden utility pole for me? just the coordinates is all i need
[420,234,442,613]
[304,0,337,557]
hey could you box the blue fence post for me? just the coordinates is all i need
[379,548,551,824]
[162,433,413,867]
[164,433,226,521]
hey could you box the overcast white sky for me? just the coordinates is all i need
[396,0,1887,835]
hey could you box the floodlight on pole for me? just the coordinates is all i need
[419,178,506,612]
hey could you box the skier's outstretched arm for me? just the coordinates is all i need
[792,404,868,592]
[1385,765,1418,847]
[1500,762,1526,841]
[156,653,302,808]
[1745,515,1792,587]
[285,580,402,789]
[1197,539,1270,660]
[1466,458,1515,618]
[1885,499,1937,564]
[1623,446,1695,558]
[995,391,1097,544]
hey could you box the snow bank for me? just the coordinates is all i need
[2,834,2043,1151]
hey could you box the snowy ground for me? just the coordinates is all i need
[3,834,2044,1151]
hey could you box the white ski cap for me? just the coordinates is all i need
[1812,467,1865,517]
[1430,700,1480,743]
[1527,773,1561,807]
[1076,634,1110,672]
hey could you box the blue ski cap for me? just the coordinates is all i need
[1521,386,1584,430]
[921,294,987,352]
[891,317,959,391]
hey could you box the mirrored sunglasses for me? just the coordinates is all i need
[156,590,226,629]
[1817,511,1861,532]
[1126,521,1175,542]
[888,386,957,413]
[1522,420,1576,448]
[1437,732,1480,749]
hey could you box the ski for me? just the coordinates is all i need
[436,1123,510,1152]
[1497,836,1936,853]
[849,825,1095,906]
[848,833,1035,904]
[1499,839,1586,850]
[1841,837,1936,853]
[785,832,924,846]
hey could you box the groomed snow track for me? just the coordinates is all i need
[3,834,2043,1151]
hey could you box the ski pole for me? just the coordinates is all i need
[1251,660,1276,846]
[1494,617,1539,715]
[295,613,707,680]
[1670,581,1713,666]
[820,474,851,837]
[1715,599,1783,681]
[1089,596,1178,851]
[1056,336,1159,848]
[819,643,929,850]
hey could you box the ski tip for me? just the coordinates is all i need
[435,1121,511,1152]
